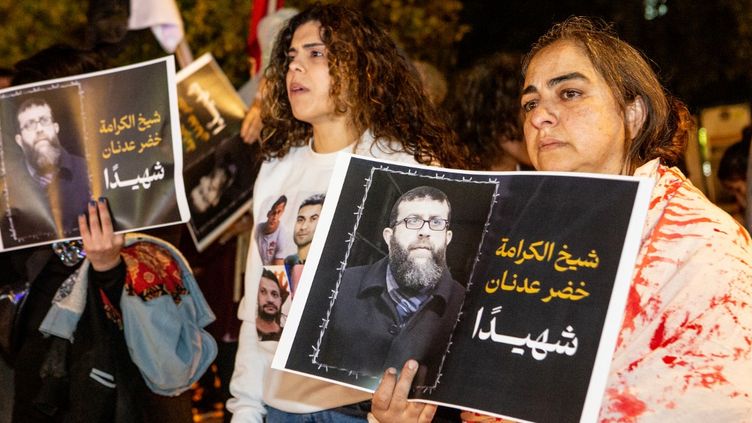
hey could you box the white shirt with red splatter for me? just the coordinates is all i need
[599,159,752,422]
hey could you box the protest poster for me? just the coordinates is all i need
[272,154,654,423]
[177,53,261,252]
[0,56,189,251]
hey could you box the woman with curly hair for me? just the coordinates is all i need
[374,16,752,423]
[256,5,466,167]
[227,3,468,422]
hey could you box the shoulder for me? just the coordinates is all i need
[631,161,752,319]
[648,162,749,243]
[437,271,465,305]
[342,261,379,279]
[257,143,308,174]
[58,148,86,166]
[58,149,88,177]
[341,259,388,288]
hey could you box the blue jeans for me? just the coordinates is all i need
[265,404,369,423]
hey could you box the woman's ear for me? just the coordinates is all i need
[625,95,647,141]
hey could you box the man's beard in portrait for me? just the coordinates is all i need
[389,237,447,291]
[258,303,280,323]
[30,136,62,174]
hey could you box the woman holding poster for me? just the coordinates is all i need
[374,16,752,423]
[227,3,470,422]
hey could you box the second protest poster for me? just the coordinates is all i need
[176,53,262,251]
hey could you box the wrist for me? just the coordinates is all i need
[91,254,123,272]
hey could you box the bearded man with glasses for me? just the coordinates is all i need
[7,96,90,242]
[318,185,465,386]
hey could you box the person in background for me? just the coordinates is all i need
[412,60,448,106]
[227,3,468,422]
[0,67,13,89]
[372,16,752,423]
[239,8,299,145]
[2,44,215,423]
[446,52,531,171]
[718,131,750,224]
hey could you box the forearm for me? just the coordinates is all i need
[88,260,126,303]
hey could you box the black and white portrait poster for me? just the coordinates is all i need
[0,56,189,251]
[176,53,261,252]
[273,154,654,423]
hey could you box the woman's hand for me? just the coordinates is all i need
[370,360,437,423]
[79,198,124,272]
[241,76,267,144]
[240,101,263,144]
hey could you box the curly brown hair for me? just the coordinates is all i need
[448,52,525,170]
[259,3,470,169]
[522,16,692,174]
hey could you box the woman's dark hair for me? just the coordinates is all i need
[260,3,470,168]
[522,16,692,173]
[448,52,524,170]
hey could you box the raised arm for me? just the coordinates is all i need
[78,198,124,272]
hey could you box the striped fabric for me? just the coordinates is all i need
[385,266,433,324]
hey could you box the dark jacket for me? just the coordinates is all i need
[318,257,465,387]
[2,149,90,247]
[6,247,192,423]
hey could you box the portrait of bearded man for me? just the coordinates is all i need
[256,268,289,341]
[318,186,465,384]
[1,95,90,245]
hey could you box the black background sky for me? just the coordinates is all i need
[456,0,752,111]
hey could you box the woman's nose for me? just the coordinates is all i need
[289,58,304,73]
[528,102,557,129]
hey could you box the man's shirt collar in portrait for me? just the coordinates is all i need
[385,264,436,324]
[356,257,457,316]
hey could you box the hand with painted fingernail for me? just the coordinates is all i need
[78,198,124,271]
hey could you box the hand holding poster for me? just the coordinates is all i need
[0,56,189,251]
[272,154,653,422]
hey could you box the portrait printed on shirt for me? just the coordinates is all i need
[0,83,91,247]
[313,170,496,387]
[256,265,291,341]
[255,194,295,267]
[283,193,325,295]
[255,191,326,340]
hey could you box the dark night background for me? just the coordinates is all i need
[2,0,750,113]
[456,0,752,111]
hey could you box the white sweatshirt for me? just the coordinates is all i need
[227,131,418,422]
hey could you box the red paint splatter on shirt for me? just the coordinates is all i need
[606,388,647,420]
[698,366,728,388]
